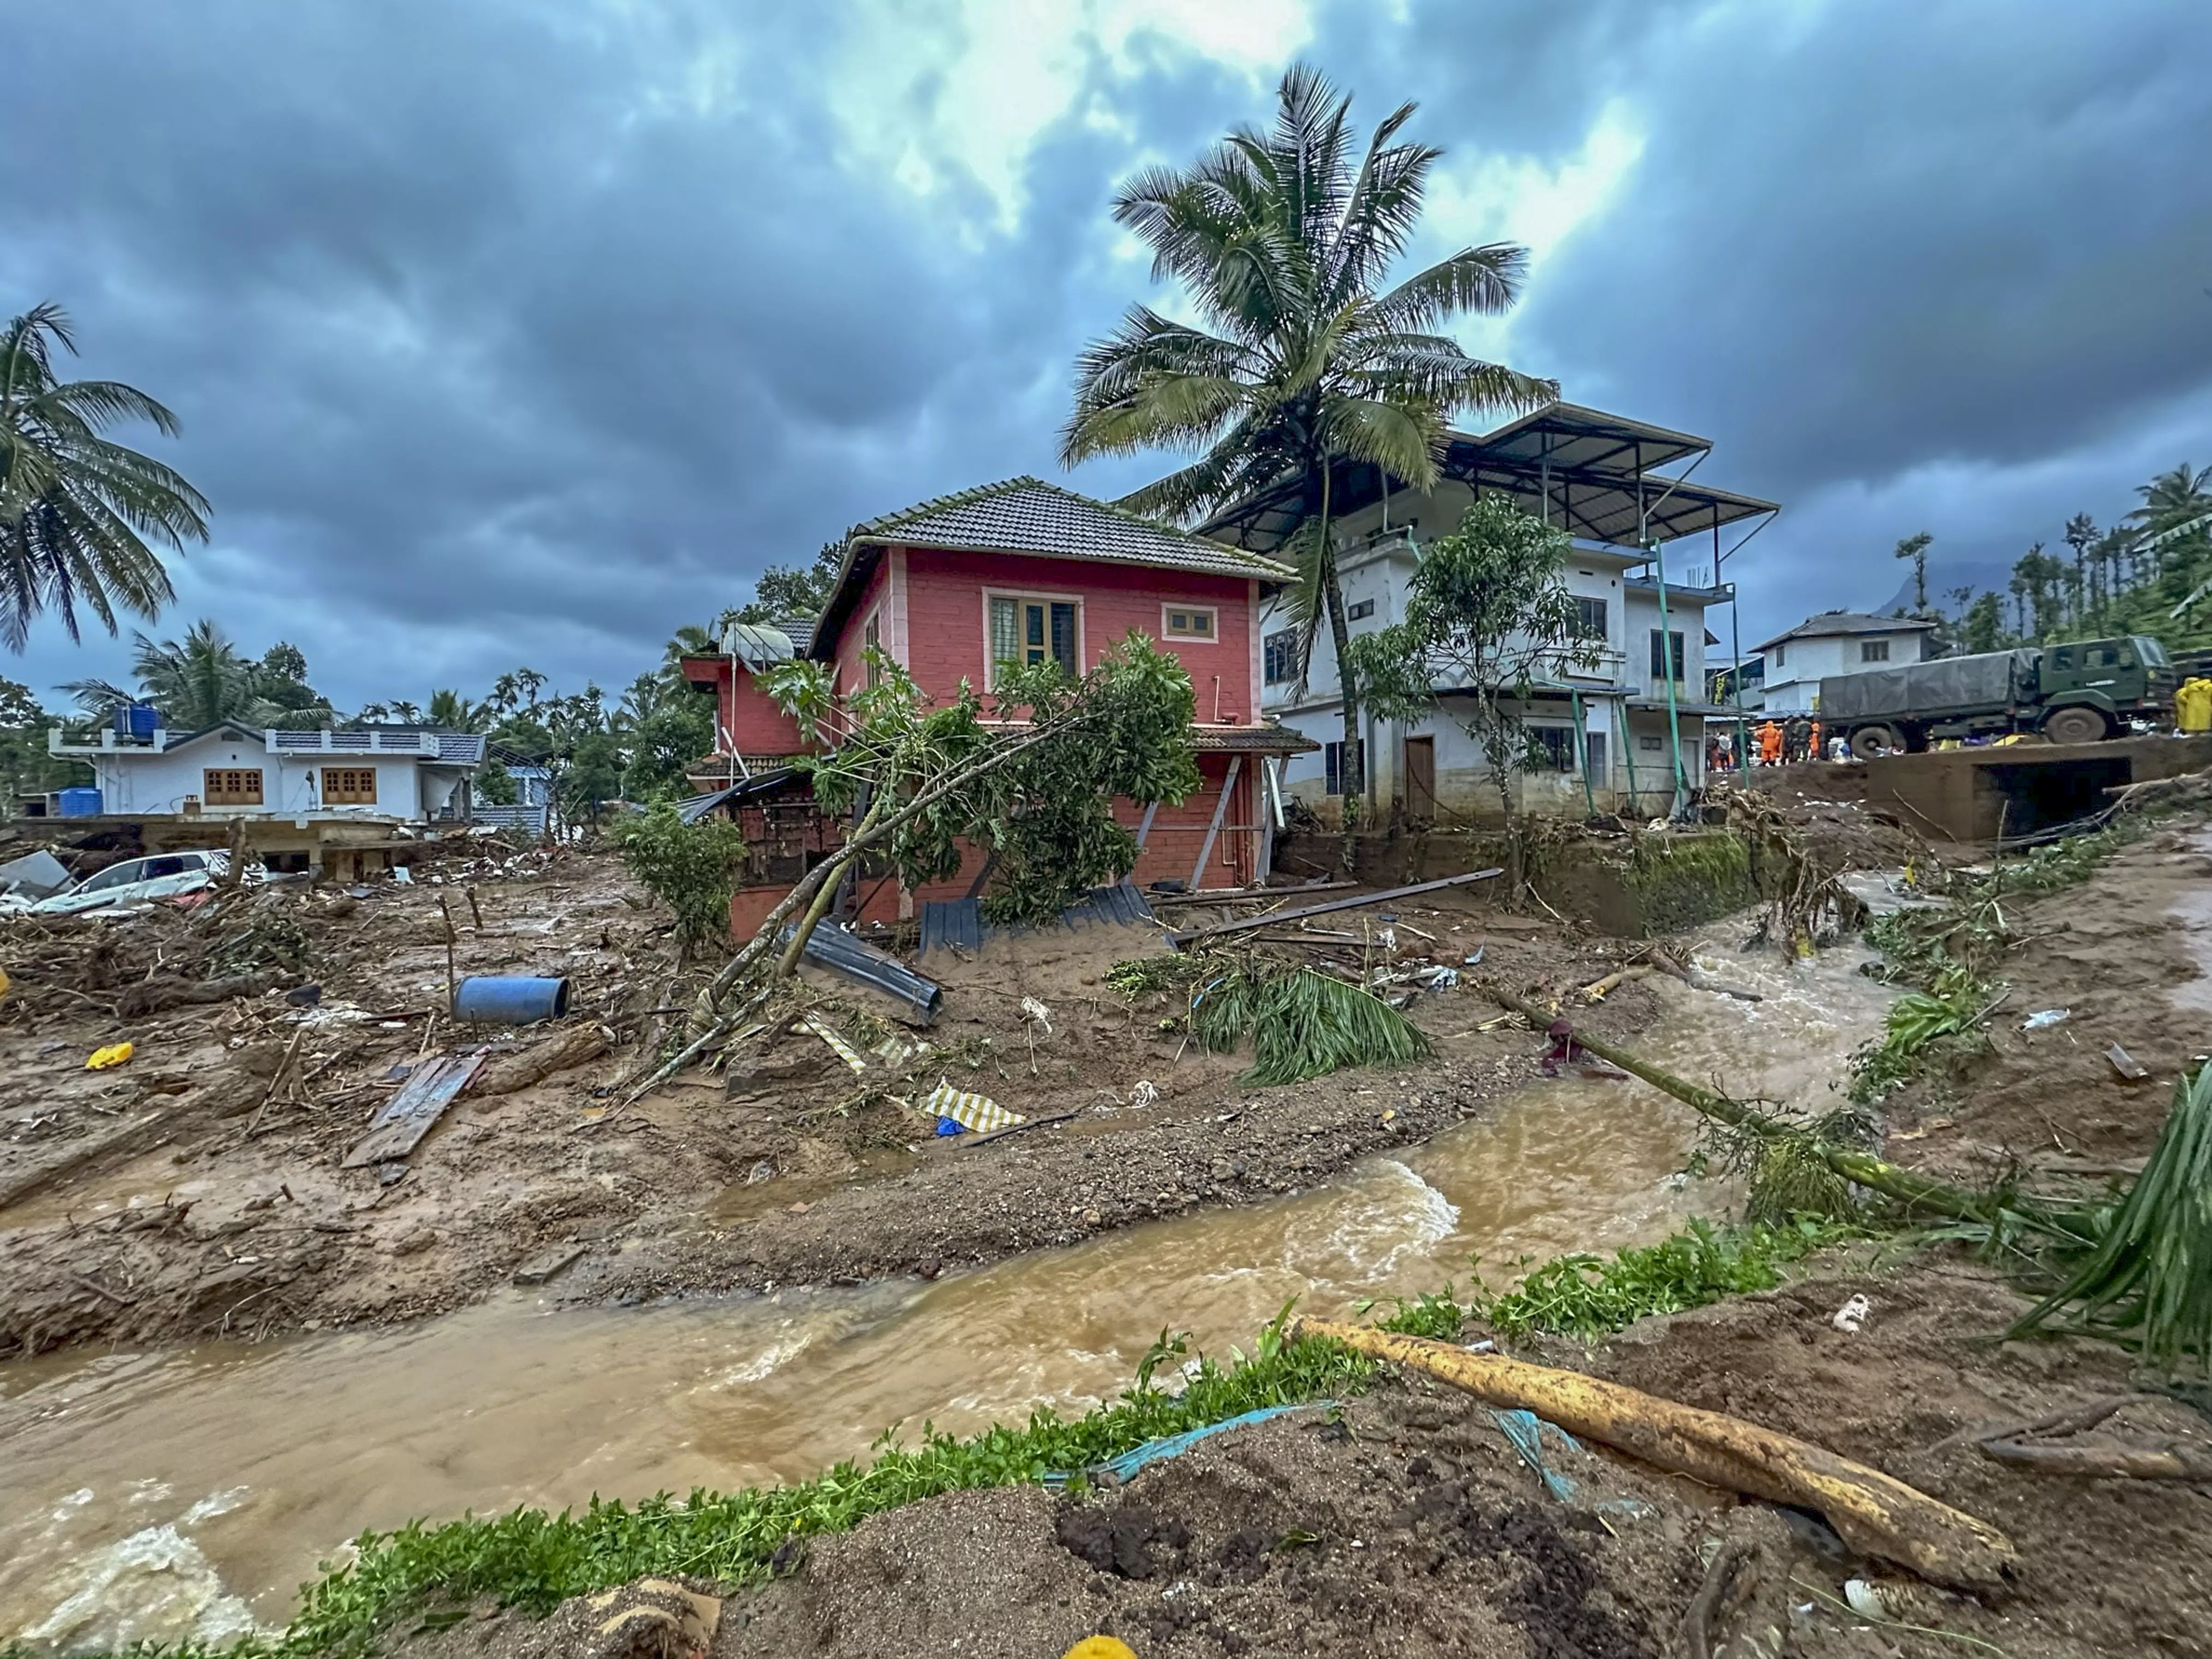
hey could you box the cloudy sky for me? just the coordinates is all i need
[6,0,2211,707]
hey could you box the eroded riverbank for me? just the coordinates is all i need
[0,924,1890,1650]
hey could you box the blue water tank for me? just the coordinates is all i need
[110,703,159,741]
[56,787,103,817]
[453,975,571,1025]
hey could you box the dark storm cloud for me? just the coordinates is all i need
[6,0,2212,702]
[1309,0,2212,633]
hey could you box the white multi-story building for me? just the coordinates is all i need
[1753,612,1939,715]
[1198,405,1776,823]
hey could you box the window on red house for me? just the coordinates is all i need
[988,595,1078,682]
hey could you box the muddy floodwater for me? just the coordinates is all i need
[0,926,1892,1651]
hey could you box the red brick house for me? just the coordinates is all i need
[681,477,1312,931]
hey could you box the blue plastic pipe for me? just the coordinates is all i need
[453,975,570,1024]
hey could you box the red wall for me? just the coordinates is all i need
[866,546,1258,721]
[679,657,808,757]
[853,752,1259,923]
[832,559,896,698]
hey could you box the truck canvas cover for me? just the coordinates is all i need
[1820,648,2036,721]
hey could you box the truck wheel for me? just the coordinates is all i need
[2043,706,2110,746]
[1849,724,1901,759]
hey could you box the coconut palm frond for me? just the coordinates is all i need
[2012,1062,2212,1373]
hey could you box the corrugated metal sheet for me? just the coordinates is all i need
[799,924,943,1024]
[919,882,1156,957]
[677,766,800,824]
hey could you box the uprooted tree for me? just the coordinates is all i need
[628,632,1201,1095]
[1346,496,1597,889]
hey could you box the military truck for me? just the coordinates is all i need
[1819,635,2174,758]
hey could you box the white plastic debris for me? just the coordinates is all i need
[1019,995,1053,1034]
[1830,1294,1872,1334]
[1129,1079,1160,1109]
[1842,1577,1912,1619]
[1377,927,1396,953]
[2022,1008,2071,1031]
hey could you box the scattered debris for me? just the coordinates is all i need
[84,1041,133,1070]
[2106,1042,2152,1082]
[801,1014,870,1076]
[924,1077,1024,1135]
[341,1054,487,1168]
[514,1243,588,1287]
[1830,1294,1872,1334]
[2022,1007,2072,1031]
[1166,869,1503,947]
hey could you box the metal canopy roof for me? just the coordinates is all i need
[1198,401,1777,554]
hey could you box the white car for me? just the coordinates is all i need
[29,850,245,916]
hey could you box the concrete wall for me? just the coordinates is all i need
[1759,628,1929,713]
[845,545,1261,718]
[87,737,428,819]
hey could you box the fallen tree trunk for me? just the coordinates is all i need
[471,1024,612,1098]
[1485,985,1994,1222]
[1290,1317,2018,1592]
[0,1107,174,1216]
[116,972,281,1018]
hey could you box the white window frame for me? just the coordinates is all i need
[981,587,1086,689]
[1160,602,1220,644]
[860,607,883,688]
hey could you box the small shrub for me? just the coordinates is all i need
[614,805,747,954]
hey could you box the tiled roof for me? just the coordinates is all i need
[847,477,1295,581]
[1191,724,1321,753]
[1754,612,1941,653]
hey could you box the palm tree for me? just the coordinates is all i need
[1893,531,1933,613]
[427,688,491,731]
[1060,64,1554,837]
[2063,512,2099,621]
[63,618,299,730]
[0,303,207,650]
[2125,463,2212,587]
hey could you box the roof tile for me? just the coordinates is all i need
[850,477,1294,582]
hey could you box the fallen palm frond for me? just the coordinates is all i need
[2010,1062,2212,1374]
[1198,962,1432,1086]
[1116,951,1432,1086]
[1289,1316,2020,1590]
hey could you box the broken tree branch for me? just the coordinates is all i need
[1289,1318,2019,1591]
[1484,984,1998,1223]
[1169,869,1504,947]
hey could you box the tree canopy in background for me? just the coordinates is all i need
[0,303,204,650]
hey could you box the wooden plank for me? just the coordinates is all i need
[513,1243,586,1285]
[1187,756,1243,892]
[1133,800,1160,850]
[341,1054,485,1168]
[1170,869,1506,946]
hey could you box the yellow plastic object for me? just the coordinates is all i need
[2176,677,2212,734]
[1063,1641,1139,1659]
[86,1041,135,1071]
[0,965,9,1000]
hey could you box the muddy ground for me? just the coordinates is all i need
[0,847,1661,1360]
[403,813,2212,1659]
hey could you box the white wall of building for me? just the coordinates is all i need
[1758,626,1930,713]
[1257,478,1716,821]
[86,735,432,819]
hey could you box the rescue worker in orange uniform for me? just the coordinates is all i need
[1757,720,1784,766]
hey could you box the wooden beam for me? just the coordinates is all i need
[1170,868,1503,945]
[1187,755,1242,892]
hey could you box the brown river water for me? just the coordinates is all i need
[0,927,1893,1650]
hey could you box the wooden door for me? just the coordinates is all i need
[1404,735,1436,819]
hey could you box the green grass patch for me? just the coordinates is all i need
[1473,1218,1844,1342]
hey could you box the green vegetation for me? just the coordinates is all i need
[2013,1061,2212,1371]
[1060,64,1552,841]
[63,618,334,731]
[614,805,748,956]
[1849,815,2149,1104]
[1620,829,1757,935]
[1111,951,1432,1085]
[1471,1218,1842,1342]
[1349,496,1602,877]
[0,301,206,649]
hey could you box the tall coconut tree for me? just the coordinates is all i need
[1060,64,1555,840]
[0,303,206,650]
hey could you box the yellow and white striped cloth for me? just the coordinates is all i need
[803,1013,869,1075]
[924,1077,1026,1135]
